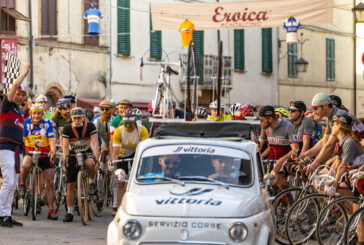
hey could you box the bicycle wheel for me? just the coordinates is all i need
[272,187,303,245]
[108,172,115,208]
[186,40,196,116]
[23,172,32,216]
[31,169,38,220]
[317,196,359,245]
[54,168,62,213]
[343,205,364,245]
[77,171,88,225]
[285,193,330,245]
[92,170,107,217]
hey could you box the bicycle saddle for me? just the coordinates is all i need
[166,66,179,75]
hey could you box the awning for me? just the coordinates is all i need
[2,8,31,22]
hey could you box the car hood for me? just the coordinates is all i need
[122,184,268,217]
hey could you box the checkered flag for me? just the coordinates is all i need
[2,53,21,95]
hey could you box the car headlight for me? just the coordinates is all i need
[229,222,248,242]
[122,219,142,240]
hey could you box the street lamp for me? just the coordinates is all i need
[353,1,364,23]
[295,32,309,72]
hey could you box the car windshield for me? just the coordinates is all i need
[136,144,253,186]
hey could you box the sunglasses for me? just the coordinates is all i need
[289,108,298,113]
[164,160,180,166]
[100,108,109,112]
[59,103,71,110]
[123,121,134,126]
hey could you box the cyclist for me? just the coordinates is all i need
[275,107,288,118]
[302,93,364,172]
[229,103,242,120]
[195,106,209,120]
[288,101,314,153]
[207,101,231,122]
[112,110,148,215]
[304,110,325,145]
[62,107,99,222]
[35,95,53,120]
[51,98,72,145]
[110,99,142,134]
[258,105,299,189]
[20,103,58,220]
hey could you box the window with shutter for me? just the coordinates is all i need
[0,0,15,34]
[84,0,99,46]
[234,29,245,71]
[117,0,130,56]
[262,28,272,74]
[193,31,204,84]
[150,14,161,60]
[326,38,335,81]
[41,0,57,38]
[288,44,297,78]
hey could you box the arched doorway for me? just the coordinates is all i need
[45,83,64,107]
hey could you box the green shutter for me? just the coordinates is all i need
[193,31,204,83]
[234,30,245,70]
[150,15,161,60]
[326,38,335,81]
[117,0,130,56]
[288,44,297,78]
[262,28,272,73]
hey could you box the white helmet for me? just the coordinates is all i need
[209,101,224,110]
[35,95,48,103]
[229,103,242,116]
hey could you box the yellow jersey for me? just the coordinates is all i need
[113,125,148,158]
[206,114,232,122]
[179,20,195,47]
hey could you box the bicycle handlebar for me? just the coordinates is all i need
[111,158,134,165]
[138,58,183,82]
[27,151,50,155]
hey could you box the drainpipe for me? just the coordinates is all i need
[354,0,357,116]
[28,0,34,92]
[108,0,112,100]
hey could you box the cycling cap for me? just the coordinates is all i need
[329,95,342,107]
[99,100,115,108]
[35,95,48,103]
[30,103,44,113]
[122,109,136,121]
[304,111,314,117]
[235,104,252,120]
[196,106,208,118]
[229,103,242,116]
[118,99,132,106]
[57,98,71,107]
[64,95,76,103]
[310,93,331,109]
[275,108,289,117]
[290,101,306,112]
[132,108,142,115]
[259,105,275,117]
[209,101,224,110]
[334,113,353,127]
[17,85,26,94]
[71,107,85,117]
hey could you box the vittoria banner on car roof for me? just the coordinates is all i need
[151,0,333,31]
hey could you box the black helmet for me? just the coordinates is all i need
[84,108,94,121]
[290,101,306,112]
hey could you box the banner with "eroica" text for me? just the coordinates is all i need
[151,0,333,31]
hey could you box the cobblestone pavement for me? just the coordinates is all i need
[0,199,112,245]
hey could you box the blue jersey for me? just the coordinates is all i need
[84,8,103,35]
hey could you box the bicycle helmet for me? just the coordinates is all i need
[122,109,136,121]
[229,103,242,116]
[64,95,76,104]
[93,106,101,113]
[35,95,48,103]
[84,108,94,121]
[209,101,224,110]
[290,101,307,112]
[30,103,44,113]
[235,104,252,120]
[274,107,289,118]
[196,106,208,118]
[71,107,85,117]
[57,98,71,107]
[132,108,142,115]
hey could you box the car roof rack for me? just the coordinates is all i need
[150,118,261,141]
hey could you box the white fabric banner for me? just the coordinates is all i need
[151,0,333,31]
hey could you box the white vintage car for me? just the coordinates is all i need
[107,121,273,245]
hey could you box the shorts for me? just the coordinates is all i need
[116,157,134,175]
[66,152,95,183]
[25,153,53,170]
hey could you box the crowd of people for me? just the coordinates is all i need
[1,64,364,244]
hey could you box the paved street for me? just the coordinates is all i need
[0,200,111,245]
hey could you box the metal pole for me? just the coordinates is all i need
[108,0,113,100]
[28,0,34,91]
[354,0,357,116]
